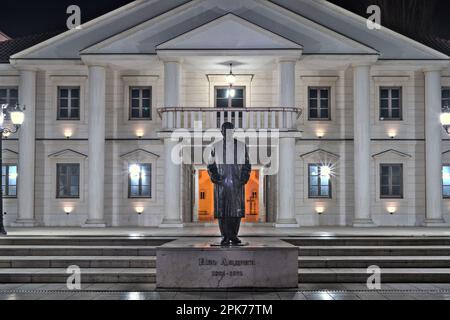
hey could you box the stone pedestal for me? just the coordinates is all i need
[157,238,298,289]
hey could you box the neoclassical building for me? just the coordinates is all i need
[1,0,449,228]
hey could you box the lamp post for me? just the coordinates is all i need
[0,103,25,236]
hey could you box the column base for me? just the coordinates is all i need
[12,219,37,227]
[352,218,376,228]
[275,219,299,228]
[160,219,184,228]
[84,219,106,228]
[423,219,449,227]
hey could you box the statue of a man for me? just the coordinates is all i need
[207,122,251,246]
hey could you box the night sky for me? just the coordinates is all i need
[1,0,450,40]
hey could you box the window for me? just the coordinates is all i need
[443,165,450,198]
[128,164,152,198]
[200,191,206,200]
[2,165,17,198]
[308,87,330,120]
[308,164,331,198]
[0,87,18,120]
[57,87,80,120]
[215,86,245,108]
[380,87,402,120]
[130,87,152,120]
[443,87,450,111]
[56,164,80,198]
[380,164,403,198]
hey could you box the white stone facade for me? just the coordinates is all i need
[1,0,450,228]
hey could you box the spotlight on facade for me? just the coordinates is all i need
[64,207,73,215]
[135,207,144,215]
[129,164,141,179]
[316,131,325,139]
[136,130,144,139]
[387,207,397,215]
[388,130,397,139]
[441,111,450,134]
[2,131,11,138]
[320,166,332,179]
[64,129,73,139]
[316,207,325,215]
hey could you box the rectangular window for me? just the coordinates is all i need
[0,87,19,120]
[380,87,402,120]
[57,87,80,120]
[128,164,152,198]
[308,164,331,198]
[442,87,450,111]
[215,86,245,108]
[2,165,17,198]
[308,87,330,120]
[380,164,403,198]
[57,164,80,198]
[129,87,152,120]
[443,165,450,198]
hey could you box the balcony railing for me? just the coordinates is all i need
[157,107,302,130]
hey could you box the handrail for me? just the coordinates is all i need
[157,107,302,119]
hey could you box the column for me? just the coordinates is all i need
[276,60,298,227]
[161,60,183,227]
[352,65,375,227]
[424,70,446,226]
[85,66,106,227]
[16,70,36,226]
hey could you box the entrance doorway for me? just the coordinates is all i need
[195,169,263,223]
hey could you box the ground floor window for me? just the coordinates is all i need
[380,164,403,198]
[128,164,152,198]
[2,164,17,198]
[443,165,450,198]
[57,164,80,198]
[308,164,331,198]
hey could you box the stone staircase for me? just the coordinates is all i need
[0,237,170,283]
[1,236,450,284]
[285,237,450,283]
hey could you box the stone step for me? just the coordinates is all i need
[0,268,156,283]
[285,237,450,246]
[0,246,157,256]
[298,268,450,283]
[0,237,172,246]
[298,246,450,256]
[0,256,155,268]
[298,256,450,268]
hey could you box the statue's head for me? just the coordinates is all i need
[221,122,234,140]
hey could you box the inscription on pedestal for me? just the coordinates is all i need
[156,238,298,289]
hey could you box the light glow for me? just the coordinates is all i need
[64,207,74,215]
[227,89,236,98]
[316,207,325,215]
[136,130,144,138]
[316,131,325,139]
[129,164,141,179]
[10,111,25,125]
[388,130,397,138]
[64,129,73,139]
[135,207,144,215]
[320,166,332,179]
[387,206,397,214]
[441,113,450,126]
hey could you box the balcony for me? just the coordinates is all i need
[157,107,302,131]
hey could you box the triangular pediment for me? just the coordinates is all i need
[48,149,87,159]
[372,149,411,159]
[120,149,160,162]
[300,148,340,160]
[157,14,302,51]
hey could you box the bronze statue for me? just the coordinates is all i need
[0,213,6,236]
[208,122,251,246]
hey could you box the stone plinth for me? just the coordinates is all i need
[156,238,298,289]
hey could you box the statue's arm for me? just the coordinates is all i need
[240,146,252,185]
[207,149,223,185]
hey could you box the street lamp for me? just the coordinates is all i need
[441,107,450,134]
[0,103,25,236]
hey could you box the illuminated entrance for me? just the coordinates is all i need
[195,169,263,223]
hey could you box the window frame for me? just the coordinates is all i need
[128,163,152,199]
[214,86,246,109]
[442,87,450,111]
[308,164,332,199]
[129,86,152,120]
[57,86,81,121]
[1,164,18,199]
[379,87,403,121]
[56,163,80,199]
[0,86,19,120]
[308,86,331,121]
[379,163,403,199]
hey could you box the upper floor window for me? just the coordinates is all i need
[443,165,450,198]
[308,164,331,198]
[442,87,450,110]
[380,164,403,198]
[130,87,152,120]
[0,87,18,120]
[308,87,330,120]
[56,164,80,198]
[57,87,80,120]
[215,86,245,108]
[380,87,402,120]
[128,163,152,198]
[2,164,17,198]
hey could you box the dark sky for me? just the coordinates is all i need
[1,0,450,39]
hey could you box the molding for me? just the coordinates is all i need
[120,148,160,160]
[300,148,340,159]
[48,149,88,159]
[372,149,412,159]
